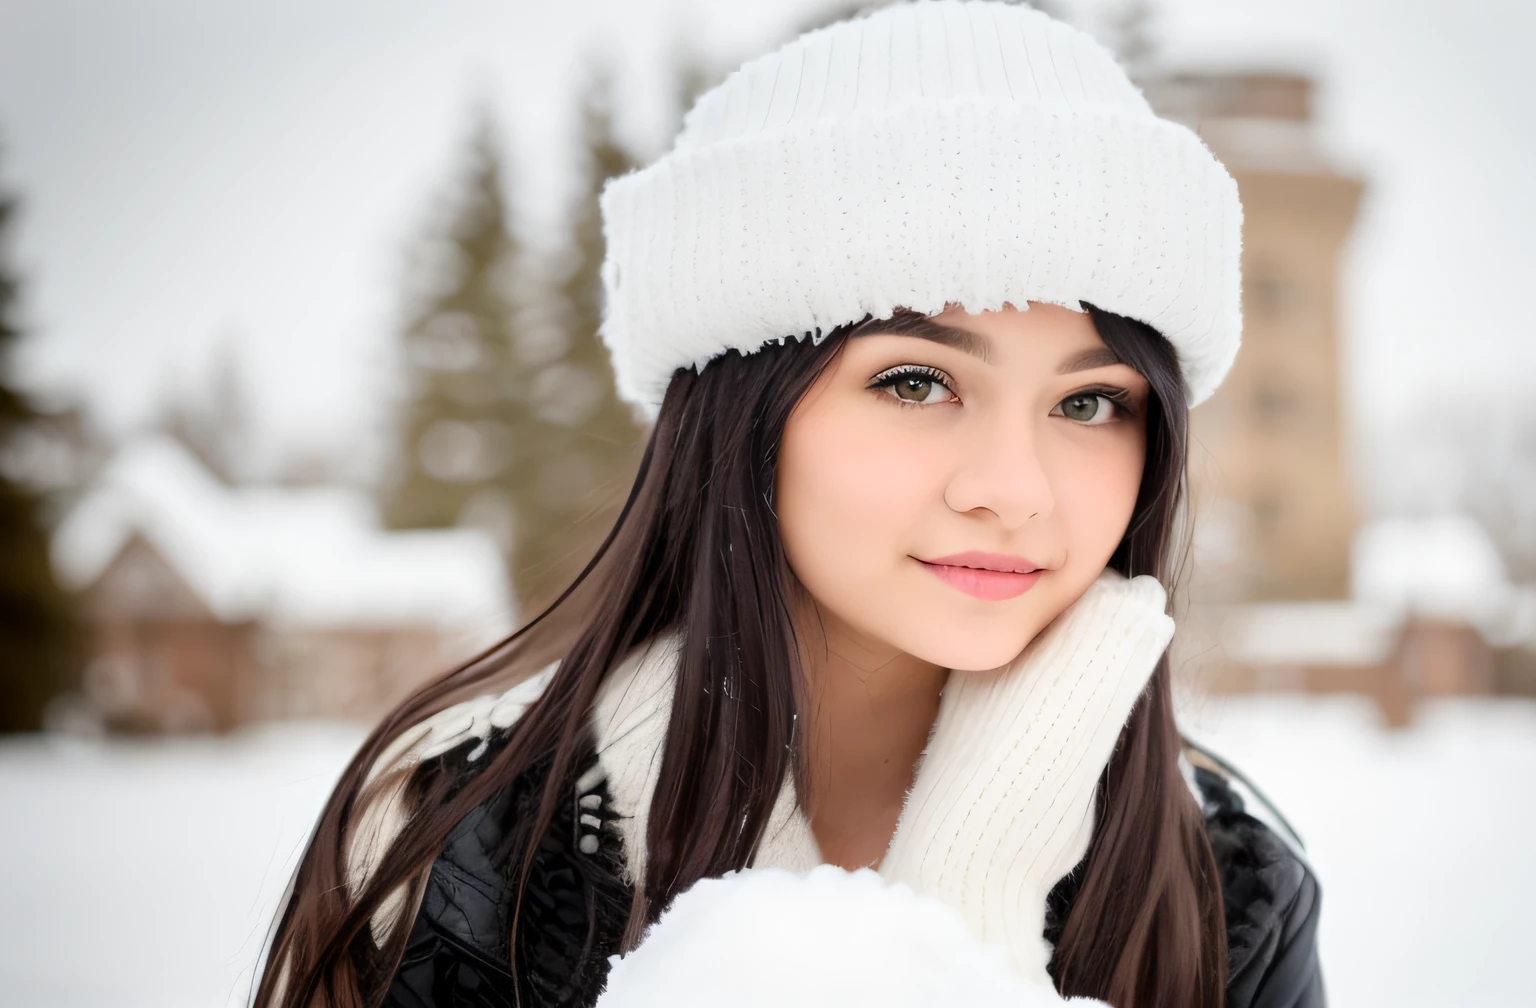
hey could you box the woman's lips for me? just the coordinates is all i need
[917,560,1044,601]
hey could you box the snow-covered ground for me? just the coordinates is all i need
[1,695,1531,1008]
[1179,695,1536,1008]
[0,722,364,1008]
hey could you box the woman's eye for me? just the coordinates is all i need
[1056,392,1120,425]
[871,368,957,405]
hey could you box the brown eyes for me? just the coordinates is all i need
[870,366,957,405]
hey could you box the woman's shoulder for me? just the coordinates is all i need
[344,664,564,947]
[1186,751,1326,1008]
[346,668,633,1007]
[380,725,631,1007]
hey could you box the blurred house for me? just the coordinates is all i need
[50,438,513,732]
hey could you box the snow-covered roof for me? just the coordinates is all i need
[52,436,513,631]
[1351,514,1510,626]
[1218,599,1403,667]
[1215,514,1534,665]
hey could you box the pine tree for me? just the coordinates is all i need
[504,73,647,612]
[0,159,80,732]
[381,96,649,615]
[380,114,529,555]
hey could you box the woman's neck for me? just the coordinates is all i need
[796,604,949,871]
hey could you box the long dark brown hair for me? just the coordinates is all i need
[254,304,1226,1008]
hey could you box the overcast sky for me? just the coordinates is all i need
[0,0,1532,490]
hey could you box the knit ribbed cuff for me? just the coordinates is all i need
[599,97,1240,418]
[879,571,1174,980]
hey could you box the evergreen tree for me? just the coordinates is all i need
[380,114,529,553]
[505,74,647,612]
[0,159,79,732]
[381,96,649,615]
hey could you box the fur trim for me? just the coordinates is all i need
[346,661,558,944]
[595,864,1108,1007]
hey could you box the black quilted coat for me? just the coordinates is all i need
[371,728,1324,1008]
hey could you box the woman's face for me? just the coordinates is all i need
[776,302,1151,672]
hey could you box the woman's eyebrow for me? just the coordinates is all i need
[1057,347,1122,374]
[853,313,995,364]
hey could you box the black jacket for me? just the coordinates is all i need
[373,729,1324,1008]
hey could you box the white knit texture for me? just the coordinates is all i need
[878,570,1175,982]
[599,0,1243,418]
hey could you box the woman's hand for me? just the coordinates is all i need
[877,569,1175,983]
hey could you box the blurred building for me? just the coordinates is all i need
[1195,515,1535,726]
[1145,71,1363,603]
[1145,72,1536,723]
[50,438,513,732]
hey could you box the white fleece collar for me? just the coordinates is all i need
[589,630,823,885]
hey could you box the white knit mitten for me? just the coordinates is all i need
[877,569,1175,984]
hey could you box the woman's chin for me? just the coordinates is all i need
[890,620,1044,674]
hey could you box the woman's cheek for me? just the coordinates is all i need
[1056,437,1144,573]
[797,418,906,556]
[778,403,936,624]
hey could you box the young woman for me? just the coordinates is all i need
[256,3,1322,1007]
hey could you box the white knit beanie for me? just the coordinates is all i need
[598,0,1243,419]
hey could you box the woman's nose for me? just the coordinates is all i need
[941,416,1055,529]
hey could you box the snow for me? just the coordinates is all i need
[597,865,1076,1008]
[51,437,265,617]
[51,436,513,630]
[0,721,365,1008]
[1179,695,1536,1008]
[1352,514,1512,627]
[1,696,1533,1008]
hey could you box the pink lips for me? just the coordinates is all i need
[916,550,1044,601]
